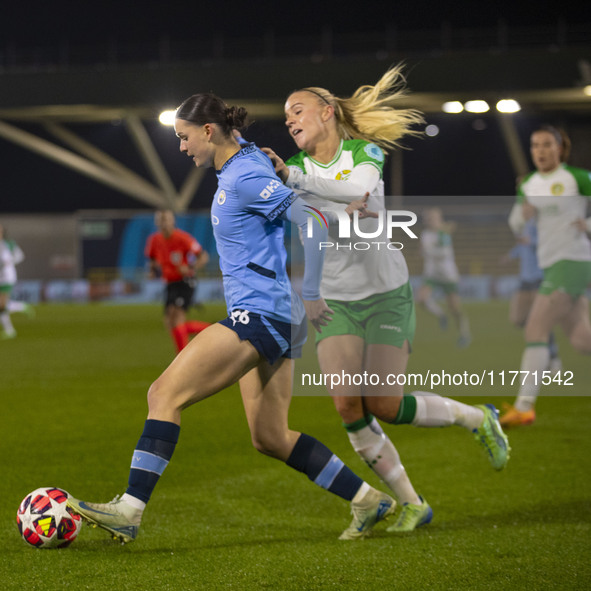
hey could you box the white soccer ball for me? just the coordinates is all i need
[16,487,82,549]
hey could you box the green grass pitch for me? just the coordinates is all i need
[1,300,589,590]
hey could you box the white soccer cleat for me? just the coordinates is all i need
[67,495,142,543]
[339,488,396,540]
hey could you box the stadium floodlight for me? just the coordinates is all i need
[464,100,489,113]
[442,101,463,113]
[159,110,177,126]
[584,85,591,97]
[496,99,521,113]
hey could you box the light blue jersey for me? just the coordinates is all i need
[211,142,322,325]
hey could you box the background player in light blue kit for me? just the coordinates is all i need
[67,92,397,542]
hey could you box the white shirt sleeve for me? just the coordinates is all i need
[12,244,25,265]
[420,232,439,259]
[508,203,526,235]
[286,163,381,204]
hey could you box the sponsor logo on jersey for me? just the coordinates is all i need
[217,190,226,205]
[259,179,282,199]
[364,143,384,162]
[551,182,564,196]
[211,215,220,225]
[335,169,352,181]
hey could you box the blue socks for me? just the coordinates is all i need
[125,424,363,505]
[126,419,180,503]
[286,433,363,501]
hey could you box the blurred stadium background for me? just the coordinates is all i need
[1,9,590,589]
[1,16,590,305]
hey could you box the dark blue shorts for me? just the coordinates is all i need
[219,309,307,365]
[519,278,542,292]
[165,280,195,311]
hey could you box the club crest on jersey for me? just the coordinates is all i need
[336,170,352,181]
[364,144,384,162]
[217,190,226,205]
[551,183,564,196]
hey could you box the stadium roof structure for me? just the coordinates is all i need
[0,37,590,211]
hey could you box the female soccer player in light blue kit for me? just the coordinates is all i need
[67,93,396,542]
[263,66,509,533]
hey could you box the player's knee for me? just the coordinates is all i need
[146,377,176,414]
[250,432,284,459]
[333,397,364,422]
[570,333,591,355]
[250,438,277,458]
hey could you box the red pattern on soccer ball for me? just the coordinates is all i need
[16,487,82,549]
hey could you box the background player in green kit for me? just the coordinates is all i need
[0,223,34,339]
[505,125,591,427]
[417,207,471,347]
[263,66,509,533]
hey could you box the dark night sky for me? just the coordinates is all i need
[0,1,588,213]
[0,1,579,46]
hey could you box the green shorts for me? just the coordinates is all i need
[0,284,13,294]
[424,278,458,295]
[540,260,591,298]
[318,283,416,348]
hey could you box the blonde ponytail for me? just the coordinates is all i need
[300,65,423,151]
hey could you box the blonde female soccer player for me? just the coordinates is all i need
[262,66,509,533]
[504,125,591,427]
[67,92,397,543]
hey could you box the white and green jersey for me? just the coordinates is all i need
[286,139,409,301]
[421,229,459,283]
[509,164,591,269]
[0,239,24,286]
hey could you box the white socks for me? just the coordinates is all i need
[459,314,471,339]
[348,418,420,505]
[351,482,371,504]
[424,298,444,318]
[121,492,146,512]
[7,301,26,313]
[410,392,484,431]
[515,345,550,411]
[0,311,15,335]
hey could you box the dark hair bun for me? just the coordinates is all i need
[226,106,248,129]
